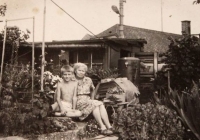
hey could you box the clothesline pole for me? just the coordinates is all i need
[41,0,46,91]
[0,20,7,95]
[32,17,35,108]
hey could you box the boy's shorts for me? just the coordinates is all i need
[51,101,72,112]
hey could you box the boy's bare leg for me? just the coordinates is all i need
[66,110,82,117]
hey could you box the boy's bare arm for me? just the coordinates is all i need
[72,83,78,110]
[90,80,95,100]
[56,83,65,114]
[91,82,100,100]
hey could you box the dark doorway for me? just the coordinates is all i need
[120,49,130,58]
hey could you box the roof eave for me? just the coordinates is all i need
[20,38,147,48]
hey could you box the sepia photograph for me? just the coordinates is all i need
[0,0,200,139]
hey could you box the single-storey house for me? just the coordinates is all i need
[4,20,190,70]
[1,21,189,89]
[18,21,186,70]
[18,38,147,70]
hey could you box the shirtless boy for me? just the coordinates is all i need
[51,65,82,117]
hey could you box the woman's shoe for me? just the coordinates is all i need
[101,129,113,136]
[108,127,118,134]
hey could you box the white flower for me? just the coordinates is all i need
[50,75,62,85]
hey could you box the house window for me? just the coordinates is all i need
[78,50,89,64]
[92,49,104,68]
[75,49,104,69]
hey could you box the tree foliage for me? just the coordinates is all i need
[0,3,6,16]
[0,26,30,46]
[0,16,30,65]
[0,3,30,45]
[193,0,200,4]
[158,35,200,91]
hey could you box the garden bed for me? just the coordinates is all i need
[0,121,83,140]
[0,121,118,140]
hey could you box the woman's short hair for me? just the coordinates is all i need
[61,65,74,75]
[73,63,88,73]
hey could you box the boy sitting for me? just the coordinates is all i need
[51,65,82,117]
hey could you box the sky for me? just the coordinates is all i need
[0,0,199,42]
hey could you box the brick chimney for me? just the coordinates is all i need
[181,20,191,35]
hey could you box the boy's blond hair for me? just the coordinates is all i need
[61,65,74,75]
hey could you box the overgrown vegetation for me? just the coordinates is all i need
[1,64,39,103]
[157,36,200,92]
[154,35,200,140]
[112,103,187,140]
[0,65,79,139]
[87,67,118,80]
[77,119,100,139]
[0,107,78,139]
[0,83,78,139]
[154,82,200,140]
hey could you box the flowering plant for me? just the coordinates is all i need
[43,71,62,94]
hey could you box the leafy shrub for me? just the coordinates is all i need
[158,35,200,92]
[77,119,100,139]
[112,103,186,140]
[0,105,78,139]
[87,68,118,81]
[153,82,200,140]
[0,107,45,138]
[153,35,200,139]
[1,63,40,103]
[87,67,118,79]
[2,64,33,89]
[0,68,77,138]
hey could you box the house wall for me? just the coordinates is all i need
[132,46,142,53]
[109,45,142,69]
[45,48,61,66]
[18,47,32,64]
[36,48,106,70]
[18,43,143,72]
[110,48,120,69]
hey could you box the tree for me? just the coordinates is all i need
[0,26,30,65]
[156,35,200,92]
[0,3,30,64]
[0,3,6,16]
[193,0,200,4]
[0,3,30,90]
